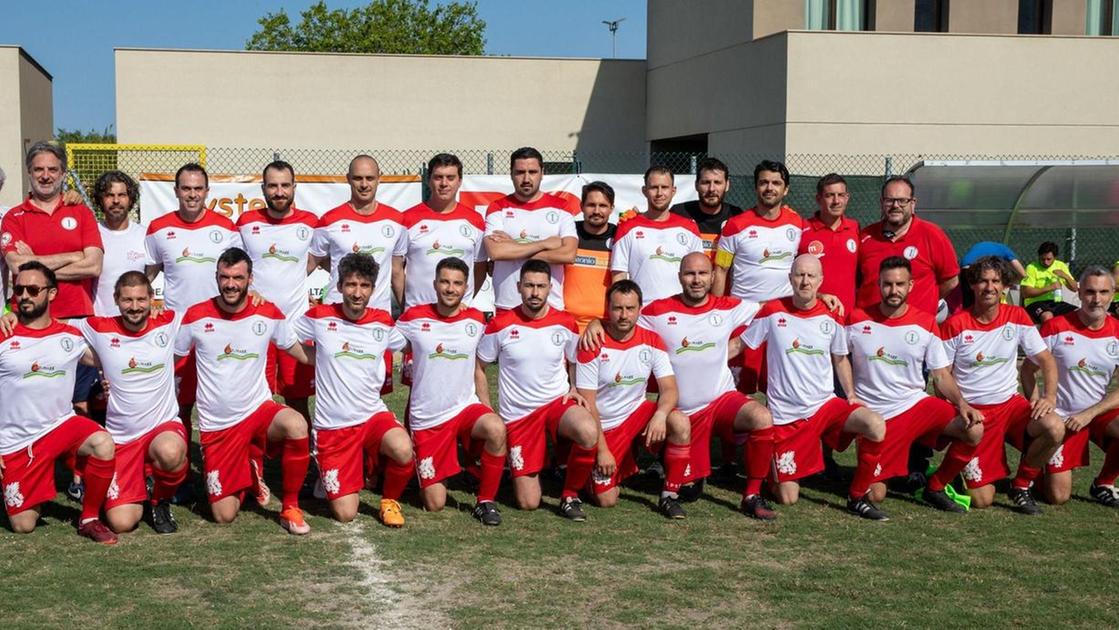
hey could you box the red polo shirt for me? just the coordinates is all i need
[856,216,958,315]
[799,213,860,312]
[1,198,104,318]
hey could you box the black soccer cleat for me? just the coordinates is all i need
[149,500,179,534]
[1089,482,1119,508]
[1008,487,1042,515]
[559,497,587,522]
[847,494,889,521]
[740,494,777,521]
[677,479,705,503]
[472,501,502,526]
[922,486,966,513]
[658,496,686,519]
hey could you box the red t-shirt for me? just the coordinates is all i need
[856,216,958,315]
[798,213,860,313]
[1,198,104,318]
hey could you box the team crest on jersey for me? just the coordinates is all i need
[1000,325,1015,341]
[208,230,224,244]
[0,232,10,247]
[217,344,259,362]
[776,451,797,475]
[846,238,857,253]
[61,216,79,230]
[1108,341,1119,357]
[263,244,299,263]
[322,469,341,495]
[546,211,560,224]
[122,357,166,375]
[675,337,715,355]
[155,332,169,347]
[676,233,689,246]
[372,328,385,342]
[1070,358,1107,378]
[4,482,25,508]
[459,224,473,238]
[465,323,478,337]
[970,352,1009,368]
[785,338,824,357]
[869,347,907,367]
[206,471,223,496]
[903,246,919,260]
[509,446,525,471]
[709,313,723,326]
[23,361,65,379]
[904,331,920,345]
[638,349,652,365]
[252,321,268,336]
[550,331,566,346]
[428,343,468,360]
[335,341,378,360]
[296,226,311,241]
[785,227,797,242]
[60,335,75,352]
[819,320,834,335]
[381,225,396,238]
[417,457,436,480]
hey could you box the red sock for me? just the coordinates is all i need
[562,444,596,499]
[849,436,885,499]
[280,437,310,510]
[743,426,775,497]
[1012,462,1042,490]
[663,443,690,494]
[381,458,414,501]
[151,463,188,504]
[80,456,116,521]
[928,440,977,492]
[1095,439,1119,486]
[477,450,504,503]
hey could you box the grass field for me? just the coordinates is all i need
[4,378,1119,629]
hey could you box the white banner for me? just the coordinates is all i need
[138,173,698,309]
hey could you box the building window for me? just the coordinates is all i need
[1087,0,1118,35]
[805,0,871,31]
[1018,0,1052,34]
[914,0,950,32]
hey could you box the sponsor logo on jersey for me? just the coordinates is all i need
[428,342,469,360]
[1069,358,1107,378]
[970,352,1009,368]
[351,242,386,255]
[649,245,683,264]
[607,372,646,388]
[176,247,216,264]
[425,240,465,257]
[868,346,907,367]
[760,248,792,264]
[807,240,824,256]
[121,356,166,375]
[217,344,260,362]
[666,316,677,326]
[675,336,715,355]
[513,229,539,244]
[784,338,825,356]
[22,361,65,378]
[110,337,121,348]
[165,230,177,240]
[334,341,379,360]
[263,243,299,263]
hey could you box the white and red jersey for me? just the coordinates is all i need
[94,222,148,317]
[310,202,407,308]
[610,214,703,303]
[940,304,1046,406]
[401,202,486,307]
[639,295,760,415]
[145,211,242,312]
[1039,312,1119,416]
[575,327,673,431]
[0,321,88,455]
[396,304,488,431]
[742,298,847,424]
[237,208,318,321]
[293,304,406,430]
[847,306,950,419]
[484,193,578,310]
[477,307,579,422]
[716,206,805,301]
[174,299,296,431]
[76,312,181,444]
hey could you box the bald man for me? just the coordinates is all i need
[734,254,889,520]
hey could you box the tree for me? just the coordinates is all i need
[54,125,116,145]
[246,0,486,55]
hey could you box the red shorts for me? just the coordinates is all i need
[175,351,197,407]
[1,416,102,515]
[198,400,287,503]
[505,396,576,477]
[873,397,957,483]
[963,395,1032,489]
[772,397,861,483]
[1046,408,1119,474]
[737,342,768,395]
[411,403,494,488]
[590,400,658,494]
[686,390,752,482]
[105,420,188,510]
[315,412,402,500]
[266,343,316,400]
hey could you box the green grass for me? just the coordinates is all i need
[4,375,1119,629]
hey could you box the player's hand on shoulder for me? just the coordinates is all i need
[62,189,83,206]
[579,319,606,352]
[820,293,844,317]
[14,240,33,255]
[249,290,266,307]
[0,311,17,336]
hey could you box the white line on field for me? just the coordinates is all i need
[341,520,444,628]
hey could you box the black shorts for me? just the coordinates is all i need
[1025,300,1076,324]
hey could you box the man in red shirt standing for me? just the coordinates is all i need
[1,142,104,416]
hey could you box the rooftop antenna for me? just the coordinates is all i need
[602,17,626,58]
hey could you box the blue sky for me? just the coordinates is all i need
[0,0,647,133]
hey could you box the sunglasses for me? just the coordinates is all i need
[12,284,50,297]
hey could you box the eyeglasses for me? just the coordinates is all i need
[882,197,914,207]
[12,284,49,297]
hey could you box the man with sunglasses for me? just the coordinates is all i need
[0,262,118,544]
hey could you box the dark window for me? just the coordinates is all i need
[914,0,950,32]
[1018,0,1052,34]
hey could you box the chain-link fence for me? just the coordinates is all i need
[65,145,1119,273]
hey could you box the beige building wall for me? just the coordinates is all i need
[783,31,1119,159]
[948,0,1019,34]
[0,47,52,209]
[1050,0,1088,35]
[874,0,916,32]
[115,48,646,169]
